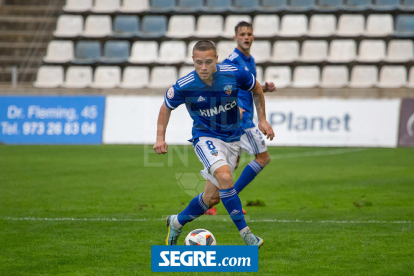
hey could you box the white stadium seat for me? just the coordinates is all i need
[120,67,150,88]
[120,0,149,12]
[217,41,237,63]
[158,41,186,63]
[91,66,121,89]
[291,66,320,88]
[91,0,120,13]
[63,66,93,88]
[167,15,196,38]
[336,14,364,36]
[320,66,349,88]
[349,66,378,88]
[250,41,271,63]
[279,15,307,37]
[264,66,291,88]
[253,15,279,37]
[357,40,386,62]
[308,14,336,37]
[149,67,178,89]
[328,40,357,63]
[196,15,223,38]
[63,0,92,12]
[82,15,112,37]
[377,66,407,88]
[43,40,74,63]
[271,41,299,62]
[185,41,197,63]
[386,40,414,62]
[300,40,328,62]
[256,66,263,84]
[53,15,83,37]
[33,66,64,88]
[365,14,393,37]
[407,67,414,88]
[223,15,252,38]
[129,41,158,64]
[179,66,195,78]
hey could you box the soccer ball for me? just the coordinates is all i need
[184,229,217,245]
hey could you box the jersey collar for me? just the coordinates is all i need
[195,65,220,88]
[234,47,250,61]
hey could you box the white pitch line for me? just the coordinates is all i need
[269,148,367,160]
[2,217,412,224]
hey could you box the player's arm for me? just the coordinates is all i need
[153,103,171,154]
[261,82,276,93]
[251,81,275,141]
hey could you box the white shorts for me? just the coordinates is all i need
[240,126,267,156]
[193,137,240,188]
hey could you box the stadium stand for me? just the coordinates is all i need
[120,66,150,88]
[91,66,121,89]
[113,15,140,38]
[253,15,279,37]
[1,0,413,92]
[63,66,93,88]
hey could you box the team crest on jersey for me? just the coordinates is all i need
[210,149,218,156]
[224,85,233,95]
[167,87,174,99]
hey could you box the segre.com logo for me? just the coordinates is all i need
[151,246,258,272]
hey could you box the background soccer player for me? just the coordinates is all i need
[206,22,277,216]
[153,40,274,247]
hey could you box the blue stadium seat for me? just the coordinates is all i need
[288,0,316,11]
[101,41,130,64]
[372,0,400,10]
[400,0,414,10]
[73,41,101,64]
[316,0,344,11]
[343,0,372,11]
[139,16,167,38]
[204,0,232,12]
[231,0,259,12]
[176,0,203,12]
[150,0,175,12]
[259,0,287,11]
[113,16,139,38]
[395,15,414,37]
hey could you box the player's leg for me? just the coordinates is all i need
[234,127,270,194]
[166,138,222,245]
[166,179,220,245]
[214,164,263,247]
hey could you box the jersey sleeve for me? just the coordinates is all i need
[236,68,256,91]
[164,84,184,110]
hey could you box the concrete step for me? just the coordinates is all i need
[0,5,63,17]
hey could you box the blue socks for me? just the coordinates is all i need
[219,187,247,231]
[234,160,262,194]
[177,193,209,227]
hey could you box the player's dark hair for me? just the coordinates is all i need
[235,21,253,35]
[193,40,217,56]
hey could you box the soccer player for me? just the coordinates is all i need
[206,22,277,216]
[153,40,274,247]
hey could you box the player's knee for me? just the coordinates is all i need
[256,154,271,167]
[216,172,232,183]
[235,162,239,170]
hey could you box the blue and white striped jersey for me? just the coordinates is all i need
[222,48,257,130]
[164,64,256,143]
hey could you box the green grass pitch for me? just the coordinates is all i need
[1,145,413,275]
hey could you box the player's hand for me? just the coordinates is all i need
[239,107,246,119]
[263,82,276,93]
[258,120,275,141]
[153,140,168,154]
